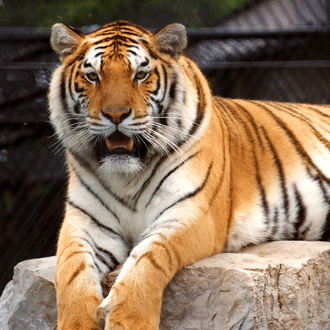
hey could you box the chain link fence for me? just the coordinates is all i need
[1,0,330,293]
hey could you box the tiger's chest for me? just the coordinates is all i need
[68,157,199,246]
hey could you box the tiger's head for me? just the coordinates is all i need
[49,21,203,175]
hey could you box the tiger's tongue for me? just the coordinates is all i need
[105,131,134,151]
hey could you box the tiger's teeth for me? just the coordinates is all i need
[105,138,114,150]
[126,138,134,151]
[105,137,134,151]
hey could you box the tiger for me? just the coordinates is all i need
[48,20,330,330]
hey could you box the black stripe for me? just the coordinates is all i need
[146,151,200,207]
[93,259,102,273]
[68,150,134,210]
[96,245,119,269]
[304,104,330,120]
[135,252,166,276]
[151,67,161,96]
[73,103,81,114]
[68,262,86,285]
[81,235,118,271]
[131,157,166,205]
[80,237,109,270]
[139,219,179,242]
[93,30,141,38]
[153,162,214,222]
[169,77,177,100]
[70,164,120,223]
[293,185,307,240]
[92,35,140,46]
[230,100,265,151]
[160,64,168,103]
[270,102,330,152]
[129,120,149,127]
[160,75,177,127]
[256,103,330,218]
[94,45,111,51]
[222,100,270,220]
[63,24,85,38]
[260,126,289,218]
[321,211,330,241]
[83,60,92,68]
[74,81,84,94]
[59,72,81,129]
[148,66,166,115]
[226,170,234,235]
[183,74,206,141]
[176,118,182,129]
[209,109,228,206]
[251,101,330,184]
[140,58,149,67]
[167,72,177,101]
[115,21,150,34]
[115,40,137,49]
[127,49,137,56]
[319,180,330,203]
[94,21,150,36]
[60,70,70,114]
[68,200,121,238]
[140,39,160,61]
[270,208,279,237]
[67,63,76,102]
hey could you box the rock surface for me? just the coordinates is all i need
[1,241,330,330]
[0,257,57,330]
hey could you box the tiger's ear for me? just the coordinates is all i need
[50,23,85,62]
[152,23,187,60]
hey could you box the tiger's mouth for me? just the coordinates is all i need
[94,130,148,162]
[105,131,134,152]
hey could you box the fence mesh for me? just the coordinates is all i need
[1,0,330,293]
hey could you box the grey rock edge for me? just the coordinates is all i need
[1,241,330,330]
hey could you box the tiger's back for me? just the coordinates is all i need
[48,20,330,330]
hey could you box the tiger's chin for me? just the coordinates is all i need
[97,154,145,177]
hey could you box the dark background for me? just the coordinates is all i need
[1,0,330,293]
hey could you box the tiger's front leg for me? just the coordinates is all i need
[100,210,221,330]
[56,204,127,330]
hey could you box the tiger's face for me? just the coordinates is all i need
[49,21,188,175]
[81,40,153,173]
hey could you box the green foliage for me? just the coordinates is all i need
[1,0,252,28]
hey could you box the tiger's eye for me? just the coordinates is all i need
[135,71,147,80]
[86,72,99,82]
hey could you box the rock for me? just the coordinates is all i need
[1,241,330,330]
[161,241,330,330]
[0,257,57,330]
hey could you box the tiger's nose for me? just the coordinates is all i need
[101,108,132,124]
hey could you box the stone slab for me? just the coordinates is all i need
[1,241,330,330]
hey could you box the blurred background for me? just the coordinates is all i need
[1,0,330,293]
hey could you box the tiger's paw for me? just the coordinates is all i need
[99,283,160,330]
[100,304,159,330]
[57,320,102,330]
[104,313,159,330]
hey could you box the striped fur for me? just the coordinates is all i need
[49,21,330,330]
